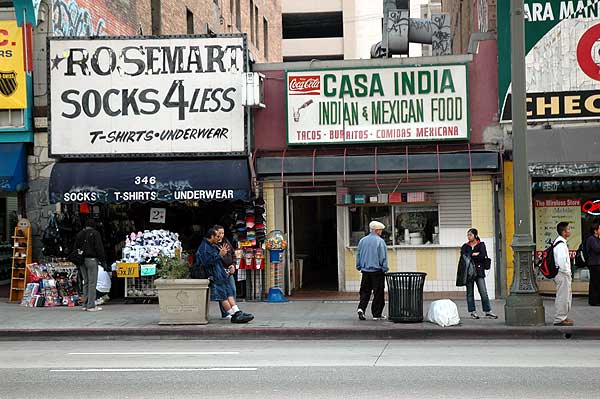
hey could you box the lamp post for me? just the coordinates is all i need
[504,0,545,325]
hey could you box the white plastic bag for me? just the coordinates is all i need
[96,266,112,293]
[426,299,461,327]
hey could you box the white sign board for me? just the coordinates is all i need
[286,64,469,145]
[149,208,166,224]
[49,35,246,156]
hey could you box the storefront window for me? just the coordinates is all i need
[394,206,439,245]
[348,205,439,246]
[349,206,393,245]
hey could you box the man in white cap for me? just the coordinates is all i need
[356,220,389,320]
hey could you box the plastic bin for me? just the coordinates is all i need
[385,272,427,322]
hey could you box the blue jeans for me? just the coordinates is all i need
[219,275,237,317]
[466,277,491,313]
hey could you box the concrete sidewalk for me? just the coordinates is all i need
[1,297,599,340]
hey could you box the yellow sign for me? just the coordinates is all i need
[0,20,27,109]
[534,198,582,258]
[116,262,140,278]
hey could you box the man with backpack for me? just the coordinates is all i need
[553,222,574,326]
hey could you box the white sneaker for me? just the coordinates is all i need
[357,309,366,321]
[373,315,387,321]
[87,307,103,312]
[95,298,104,306]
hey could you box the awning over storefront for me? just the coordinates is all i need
[528,127,600,177]
[256,151,499,177]
[49,159,252,204]
[0,143,27,192]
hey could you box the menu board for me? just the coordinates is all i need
[534,198,581,258]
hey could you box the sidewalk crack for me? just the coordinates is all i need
[374,341,389,367]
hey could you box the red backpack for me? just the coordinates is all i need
[536,241,563,279]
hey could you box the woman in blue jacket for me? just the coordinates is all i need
[460,228,498,319]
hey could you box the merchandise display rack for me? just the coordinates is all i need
[9,220,32,303]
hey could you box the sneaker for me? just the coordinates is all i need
[230,311,254,323]
[95,298,104,306]
[470,312,480,319]
[81,307,87,311]
[357,309,366,321]
[101,295,110,303]
[373,315,387,321]
[485,312,498,319]
[553,318,574,326]
[222,314,232,320]
[87,307,103,312]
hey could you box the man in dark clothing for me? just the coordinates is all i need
[214,225,237,319]
[196,228,253,323]
[586,222,600,306]
[73,218,106,312]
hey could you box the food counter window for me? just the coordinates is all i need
[394,206,439,245]
[349,205,439,246]
[349,206,393,246]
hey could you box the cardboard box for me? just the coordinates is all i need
[407,192,431,202]
[354,194,367,204]
[389,192,402,203]
[341,194,353,204]
[337,187,350,204]
[369,195,379,203]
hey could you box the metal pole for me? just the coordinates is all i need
[504,0,545,325]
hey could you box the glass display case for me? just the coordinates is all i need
[349,205,439,246]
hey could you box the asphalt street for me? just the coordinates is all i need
[0,340,598,398]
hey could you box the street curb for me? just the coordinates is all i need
[1,326,599,340]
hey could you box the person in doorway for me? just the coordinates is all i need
[196,228,253,323]
[553,222,574,326]
[460,228,498,319]
[585,222,600,306]
[356,221,388,321]
[214,224,237,319]
[73,218,106,312]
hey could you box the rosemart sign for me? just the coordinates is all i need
[49,34,246,157]
[286,64,469,145]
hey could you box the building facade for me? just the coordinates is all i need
[253,35,502,298]
[19,0,281,258]
[498,0,600,296]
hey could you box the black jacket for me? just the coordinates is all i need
[461,241,488,278]
[74,227,106,263]
[586,235,600,266]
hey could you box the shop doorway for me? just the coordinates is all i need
[289,195,338,292]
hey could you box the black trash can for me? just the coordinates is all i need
[385,272,427,323]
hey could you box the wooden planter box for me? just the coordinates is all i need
[154,278,210,325]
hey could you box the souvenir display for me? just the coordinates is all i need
[21,263,79,307]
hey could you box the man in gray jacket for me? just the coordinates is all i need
[356,221,388,321]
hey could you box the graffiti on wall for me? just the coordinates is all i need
[52,0,107,36]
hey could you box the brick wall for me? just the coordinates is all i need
[442,0,496,54]
[51,0,143,36]
[158,0,282,62]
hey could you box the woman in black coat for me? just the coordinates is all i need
[586,222,600,306]
[460,228,498,319]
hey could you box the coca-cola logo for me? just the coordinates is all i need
[288,75,320,95]
[582,199,600,216]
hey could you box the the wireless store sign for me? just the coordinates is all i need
[48,35,246,157]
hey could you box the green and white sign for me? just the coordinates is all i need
[286,64,469,145]
[498,0,600,123]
